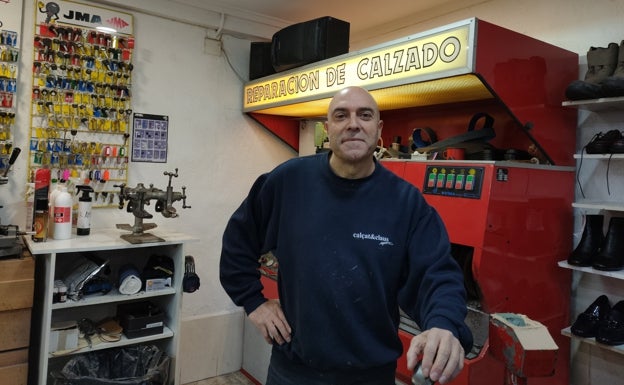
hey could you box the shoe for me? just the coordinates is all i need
[610,139,624,153]
[593,217,624,271]
[566,43,619,100]
[571,294,611,338]
[602,40,624,97]
[585,129,622,154]
[568,215,604,266]
[596,300,624,345]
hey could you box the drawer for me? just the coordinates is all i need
[0,348,28,385]
[0,308,32,351]
[0,255,35,311]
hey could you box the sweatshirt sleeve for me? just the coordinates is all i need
[219,173,271,315]
[398,201,474,353]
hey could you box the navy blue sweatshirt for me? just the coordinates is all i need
[220,152,472,371]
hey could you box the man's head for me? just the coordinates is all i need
[325,87,383,178]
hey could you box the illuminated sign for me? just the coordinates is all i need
[244,19,475,112]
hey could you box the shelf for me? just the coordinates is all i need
[574,154,624,159]
[49,325,174,358]
[51,288,175,310]
[572,201,624,212]
[561,327,624,355]
[558,260,624,280]
[563,96,624,112]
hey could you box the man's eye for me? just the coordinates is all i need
[359,112,373,120]
[334,113,346,120]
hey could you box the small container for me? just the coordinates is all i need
[32,198,49,242]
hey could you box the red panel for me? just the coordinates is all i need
[474,19,578,166]
[261,275,279,299]
[249,113,300,152]
[381,159,406,178]
[400,161,493,248]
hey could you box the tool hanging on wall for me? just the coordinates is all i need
[183,255,200,293]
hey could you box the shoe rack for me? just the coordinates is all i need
[559,96,624,358]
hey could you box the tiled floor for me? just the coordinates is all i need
[184,371,256,385]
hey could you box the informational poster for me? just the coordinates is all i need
[131,113,168,163]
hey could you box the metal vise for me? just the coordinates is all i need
[115,168,190,243]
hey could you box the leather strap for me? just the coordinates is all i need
[415,112,496,153]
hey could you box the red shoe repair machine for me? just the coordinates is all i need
[243,17,578,385]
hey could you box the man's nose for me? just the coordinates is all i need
[346,114,360,129]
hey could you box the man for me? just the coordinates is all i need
[220,86,472,385]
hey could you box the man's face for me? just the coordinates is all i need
[325,88,383,164]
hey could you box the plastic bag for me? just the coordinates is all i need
[52,345,170,385]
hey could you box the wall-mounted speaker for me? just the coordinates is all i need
[249,41,275,80]
[271,16,350,73]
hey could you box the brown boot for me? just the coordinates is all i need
[566,43,619,100]
[602,40,624,97]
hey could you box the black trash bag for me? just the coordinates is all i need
[52,345,170,385]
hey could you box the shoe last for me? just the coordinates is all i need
[596,300,624,346]
[571,294,611,338]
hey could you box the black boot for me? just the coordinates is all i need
[602,40,624,97]
[593,217,624,271]
[568,214,604,266]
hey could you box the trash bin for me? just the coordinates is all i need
[52,345,170,385]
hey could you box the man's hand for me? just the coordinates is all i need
[248,299,292,345]
[406,328,465,384]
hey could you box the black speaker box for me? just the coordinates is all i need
[249,41,275,80]
[271,16,350,73]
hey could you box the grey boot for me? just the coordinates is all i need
[566,42,619,100]
[601,40,624,97]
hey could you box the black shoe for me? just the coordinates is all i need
[597,300,624,345]
[585,130,622,154]
[571,294,611,338]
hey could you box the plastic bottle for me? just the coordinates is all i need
[53,185,72,240]
[76,185,94,236]
[48,182,62,238]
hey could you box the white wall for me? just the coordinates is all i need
[4,2,294,382]
[4,0,624,384]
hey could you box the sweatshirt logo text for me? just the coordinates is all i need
[353,232,394,246]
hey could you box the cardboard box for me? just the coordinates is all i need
[145,277,171,292]
[117,301,165,339]
[49,321,79,353]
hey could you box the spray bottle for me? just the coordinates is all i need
[76,185,94,236]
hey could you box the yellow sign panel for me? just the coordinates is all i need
[244,21,474,112]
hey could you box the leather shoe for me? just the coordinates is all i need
[597,300,624,345]
[585,129,622,154]
[571,294,611,338]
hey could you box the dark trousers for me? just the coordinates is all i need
[266,349,396,385]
